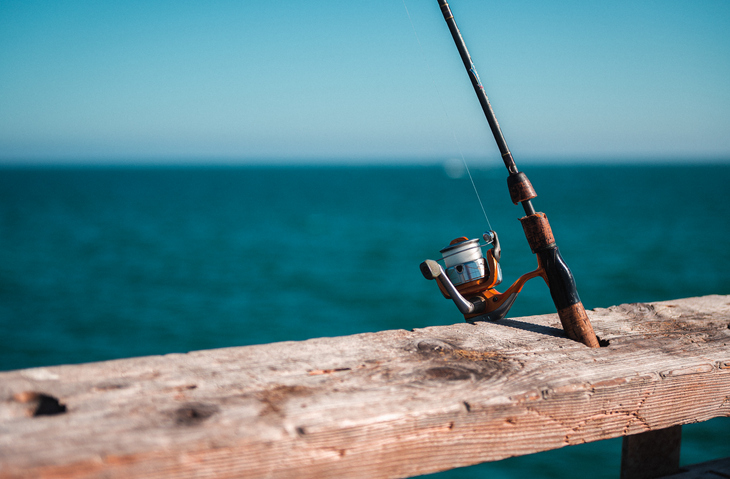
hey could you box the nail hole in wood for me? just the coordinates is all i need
[14,392,67,416]
[35,394,67,416]
[174,403,218,426]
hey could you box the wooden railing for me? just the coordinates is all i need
[1,295,729,478]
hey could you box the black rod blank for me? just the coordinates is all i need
[437,0,519,175]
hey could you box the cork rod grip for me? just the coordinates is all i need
[520,213,600,348]
[558,302,600,348]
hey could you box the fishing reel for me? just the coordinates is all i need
[420,230,542,322]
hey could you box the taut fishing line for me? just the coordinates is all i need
[401,0,492,232]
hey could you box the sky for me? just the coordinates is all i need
[0,0,729,165]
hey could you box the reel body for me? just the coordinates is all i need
[421,230,543,322]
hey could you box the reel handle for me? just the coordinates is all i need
[420,260,485,315]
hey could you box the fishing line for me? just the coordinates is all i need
[401,0,493,233]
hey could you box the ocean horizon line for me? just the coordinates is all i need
[1,155,729,168]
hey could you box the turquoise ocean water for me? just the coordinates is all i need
[1,163,728,477]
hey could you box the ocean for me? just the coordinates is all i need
[1,163,728,477]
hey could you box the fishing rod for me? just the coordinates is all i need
[420,0,600,348]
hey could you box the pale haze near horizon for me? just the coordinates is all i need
[1,0,728,166]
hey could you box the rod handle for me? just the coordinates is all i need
[520,213,600,348]
[536,247,600,348]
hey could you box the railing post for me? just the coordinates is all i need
[620,426,682,479]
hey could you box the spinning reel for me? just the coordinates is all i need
[420,230,543,323]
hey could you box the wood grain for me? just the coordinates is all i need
[1,295,729,478]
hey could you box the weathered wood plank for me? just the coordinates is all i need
[1,295,729,479]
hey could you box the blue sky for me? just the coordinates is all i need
[1,0,728,165]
